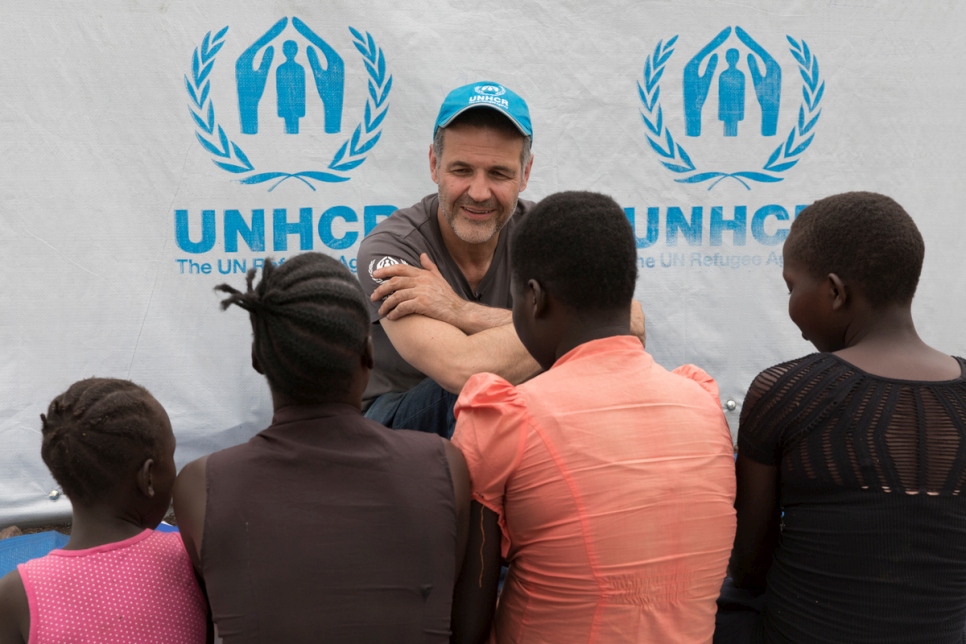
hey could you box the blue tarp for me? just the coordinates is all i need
[0,523,179,578]
[0,531,70,578]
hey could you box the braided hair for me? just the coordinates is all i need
[215,253,370,403]
[41,378,165,506]
[787,191,925,307]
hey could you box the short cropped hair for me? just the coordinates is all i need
[215,253,370,402]
[41,378,164,506]
[511,191,637,311]
[433,108,532,171]
[787,191,925,307]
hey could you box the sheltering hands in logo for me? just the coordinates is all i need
[236,17,289,134]
[189,20,391,189]
[683,26,732,136]
[639,28,823,189]
[293,17,345,134]
[736,27,781,136]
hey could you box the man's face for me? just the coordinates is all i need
[429,122,532,246]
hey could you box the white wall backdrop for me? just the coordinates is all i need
[3,0,965,524]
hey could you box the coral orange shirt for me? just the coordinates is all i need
[453,336,736,644]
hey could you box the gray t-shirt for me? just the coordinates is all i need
[356,193,533,406]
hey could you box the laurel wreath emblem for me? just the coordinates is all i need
[185,25,391,191]
[638,34,823,190]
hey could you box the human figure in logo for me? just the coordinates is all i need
[718,48,745,136]
[683,26,732,136]
[293,17,344,134]
[356,81,646,437]
[276,40,306,134]
[735,27,781,136]
[236,17,288,135]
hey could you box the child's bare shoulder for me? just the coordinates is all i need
[0,568,28,644]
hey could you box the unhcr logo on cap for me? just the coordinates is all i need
[434,80,533,139]
[469,84,510,108]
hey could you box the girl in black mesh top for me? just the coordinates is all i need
[717,192,966,643]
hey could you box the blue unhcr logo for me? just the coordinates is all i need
[185,17,392,190]
[638,27,824,189]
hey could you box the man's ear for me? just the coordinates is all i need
[528,279,549,319]
[251,345,264,375]
[429,143,440,184]
[136,459,156,498]
[828,273,848,312]
[519,152,534,192]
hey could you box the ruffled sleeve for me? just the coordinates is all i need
[452,372,530,557]
[672,364,722,406]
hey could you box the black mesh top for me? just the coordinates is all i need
[739,352,966,643]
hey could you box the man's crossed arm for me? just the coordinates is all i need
[371,254,539,393]
[372,254,513,334]
[370,253,646,394]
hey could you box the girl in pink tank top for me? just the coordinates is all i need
[0,378,208,644]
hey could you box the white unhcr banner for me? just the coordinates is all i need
[3,0,965,524]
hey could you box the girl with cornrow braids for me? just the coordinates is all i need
[173,252,470,643]
[0,378,208,644]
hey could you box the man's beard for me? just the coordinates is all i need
[439,194,517,245]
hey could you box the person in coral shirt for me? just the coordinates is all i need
[450,191,737,644]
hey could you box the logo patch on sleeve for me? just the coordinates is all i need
[368,256,409,283]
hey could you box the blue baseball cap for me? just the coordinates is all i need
[434,81,532,139]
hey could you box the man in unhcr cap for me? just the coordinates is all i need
[357,81,645,436]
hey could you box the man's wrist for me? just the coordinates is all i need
[445,297,471,329]
[456,302,512,335]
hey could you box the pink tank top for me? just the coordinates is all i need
[18,529,206,644]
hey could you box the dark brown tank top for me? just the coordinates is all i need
[202,403,457,643]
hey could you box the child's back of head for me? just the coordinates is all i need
[215,252,372,405]
[42,378,173,519]
[0,378,207,644]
